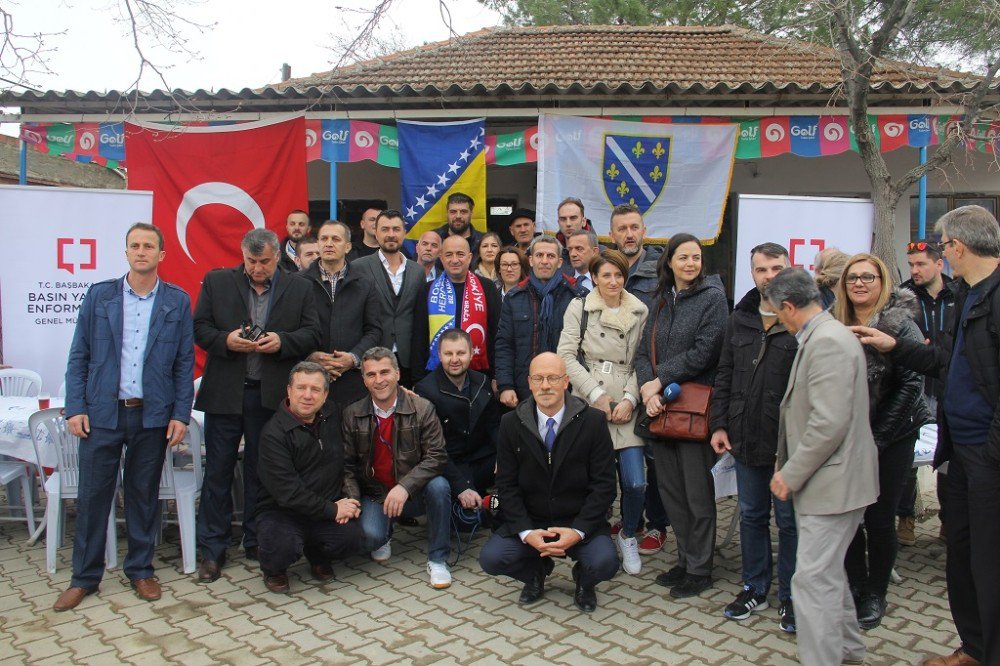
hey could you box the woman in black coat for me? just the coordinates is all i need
[833,253,933,630]
[635,233,729,600]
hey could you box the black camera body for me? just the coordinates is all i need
[239,321,265,342]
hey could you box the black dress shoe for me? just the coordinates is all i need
[857,594,886,630]
[669,573,712,599]
[571,563,598,612]
[197,559,221,583]
[519,558,555,605]
[244,546,258,561]
[655,565,687,588]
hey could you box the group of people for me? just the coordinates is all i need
[50,190,1000,666]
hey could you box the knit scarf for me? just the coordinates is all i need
[529,272,565,350]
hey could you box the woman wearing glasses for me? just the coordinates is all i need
[495,246,528,299]
[557,250,649,575]
[635,233,729,599]
[832,253,933,630]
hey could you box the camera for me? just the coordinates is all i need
[239,320,265,342]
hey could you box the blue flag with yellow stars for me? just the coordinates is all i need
[398,118,487,240]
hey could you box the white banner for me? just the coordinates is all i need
[0,185,153,393]
[733,194,874,300]
[536,114,737,240]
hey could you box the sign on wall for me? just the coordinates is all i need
[0,185,151,393]
[732,194,874,300]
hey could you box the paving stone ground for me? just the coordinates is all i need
[0,473,956,665]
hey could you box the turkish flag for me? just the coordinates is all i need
[125,117,308,305]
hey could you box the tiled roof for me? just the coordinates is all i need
[273,24,980,95]
[3,25,989,115]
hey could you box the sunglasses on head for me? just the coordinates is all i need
[906,241,939,252]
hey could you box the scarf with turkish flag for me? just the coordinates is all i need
[125,116,308,306]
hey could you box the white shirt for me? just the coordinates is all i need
[519,403,584,542]
[373,397,398,419]
[378,250,405,296]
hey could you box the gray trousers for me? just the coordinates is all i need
[651,439,717,576]
[794,509,867,666]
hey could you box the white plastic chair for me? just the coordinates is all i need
[57,381,66,398]
[29,408,118,575]
[0,459,35,536]
[0,368,43,397]
[158,418,203,574]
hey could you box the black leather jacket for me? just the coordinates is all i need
[864,288,934,448]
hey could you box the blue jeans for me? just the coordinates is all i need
[735,460,797,601]
[643,443,669,531]
[359,475,451,563]
[617,446,646,538]
[72,404,167,587]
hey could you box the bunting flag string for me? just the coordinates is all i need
[19,114,998,172]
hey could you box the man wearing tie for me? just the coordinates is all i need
[564,230,601,290]
[55,223,194,610]
[479,352,618,612]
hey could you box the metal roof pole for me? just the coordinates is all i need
[18,139,26,185]
[918,145,928,238]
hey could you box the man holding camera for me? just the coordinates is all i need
[193,228,321,583]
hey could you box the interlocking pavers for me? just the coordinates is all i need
[0,485,956,665]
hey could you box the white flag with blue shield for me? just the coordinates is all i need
[536,114,738,241]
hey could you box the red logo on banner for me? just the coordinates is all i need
[878,116,909,152]
[124,117,308,307]
[789,238,826,270]
[72,122,101,160]
[525,126,539,162]
[760,118,791,157]
[57,238,97,274]
[304,119,322,162]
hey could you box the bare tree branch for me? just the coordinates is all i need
[0,4,62,90]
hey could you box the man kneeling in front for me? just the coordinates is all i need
[255,362,363,594]
[479,352,618,612]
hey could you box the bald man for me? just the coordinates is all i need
[411,235,501,384]
[479,353,618,612]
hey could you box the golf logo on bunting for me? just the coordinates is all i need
[602,133,671,214]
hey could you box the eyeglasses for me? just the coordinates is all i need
[499,262,522,269]
[940,239,958,249]
[845,273,880,285]
[907,241,939,252]
[528,374,566,385]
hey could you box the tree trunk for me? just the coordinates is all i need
[870,180,903,278]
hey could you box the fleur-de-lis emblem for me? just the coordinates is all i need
[652,141,665,159]
[632,141,645,158]
[606,163,620,179]
[649,165,663,183]
[628,197,636,206]
[616,181,629,197]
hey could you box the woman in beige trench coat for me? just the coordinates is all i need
[557,250,649,575]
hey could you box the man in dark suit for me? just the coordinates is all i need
[193,228,321,583]
[479,352,619,612]
[55,223,194,611]
[352,210,425,387]
[298,220,381,407]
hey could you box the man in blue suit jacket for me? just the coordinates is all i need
[54,223,194,611]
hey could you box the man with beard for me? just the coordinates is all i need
[434,192,483,255]
[279,209,312,272]
[353,210,426,387]
[411,235,501,384]
[711,242,798,633]
[415,329,501,510]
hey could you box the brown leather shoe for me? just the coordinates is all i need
[310,563,335,582]
[131,577,161,601]
[263,572,290,594]
[53,586,97,612]
[921,648,981,666]
[197,559,221,583]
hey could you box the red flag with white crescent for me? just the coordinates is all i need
[125,116,307,304]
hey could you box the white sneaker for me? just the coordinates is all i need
[371,540,391,563]
[427,561,452,589]
[618,533,642,575]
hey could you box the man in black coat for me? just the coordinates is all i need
[193,228,321,582]
[479,353,618,612]
[710,242,798,631]
[414,329,501,507]
[297,220,382,408]
[278,209,312,272]
[256,362,362,594]
[852,206,1000,666]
